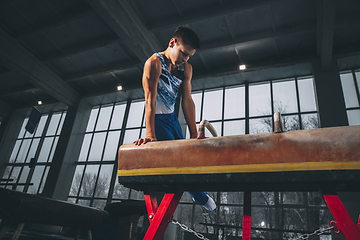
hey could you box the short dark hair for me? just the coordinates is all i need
[173,26,200,50]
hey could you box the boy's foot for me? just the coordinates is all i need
[190,192,216,211]
[201,195,216,211]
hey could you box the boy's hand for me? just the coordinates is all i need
[133,138,157,146]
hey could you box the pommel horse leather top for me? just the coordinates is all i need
[118,125,360,192]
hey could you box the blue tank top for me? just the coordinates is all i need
[154,52,184,114]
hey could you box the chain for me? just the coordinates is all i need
[171,219,335,240]
[171,219,210,240]
[289,225,335,240]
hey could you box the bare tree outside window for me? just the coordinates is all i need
[70,172,111,209]
[251,100,319,134]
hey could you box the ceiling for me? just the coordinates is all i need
[1,0,360,117]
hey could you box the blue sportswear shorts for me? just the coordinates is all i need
[155,112,184,141]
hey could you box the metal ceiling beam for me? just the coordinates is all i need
[87,0,161,62]
[0,85,38,97]
[0,98,12,117]
[42,36,121,62]
[15,9,94,40]
[171,0,184,17]
[148,0,279,31]
[0,69,10,76]
[199,21,317,54]
[193,53,316,80]
[64,61,142,82]
[317,0,335,71]
[198,13,360,55]
[0,27,79,106]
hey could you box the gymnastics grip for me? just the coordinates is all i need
[197,120,218,139]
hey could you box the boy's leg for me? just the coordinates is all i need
[155,112,216,211]
[171,113,216,211]
[171,113,184,140]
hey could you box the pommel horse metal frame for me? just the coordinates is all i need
[118,125,360,240]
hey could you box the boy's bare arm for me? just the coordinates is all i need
[134,56,161,145]
[181,63,197,139]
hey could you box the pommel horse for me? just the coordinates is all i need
[118,124,360,240]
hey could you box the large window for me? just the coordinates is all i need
[114,100,145,201]
[340,69,360,126]
[68,100,146,209]
[187,77,318,138]
[2,111,66,194]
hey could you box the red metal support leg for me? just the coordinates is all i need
[320,189,360,240]
[144,188,159,224]
[143,187,184,240]
[242,191,251,240]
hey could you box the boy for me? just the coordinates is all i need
[133,26,216,211]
